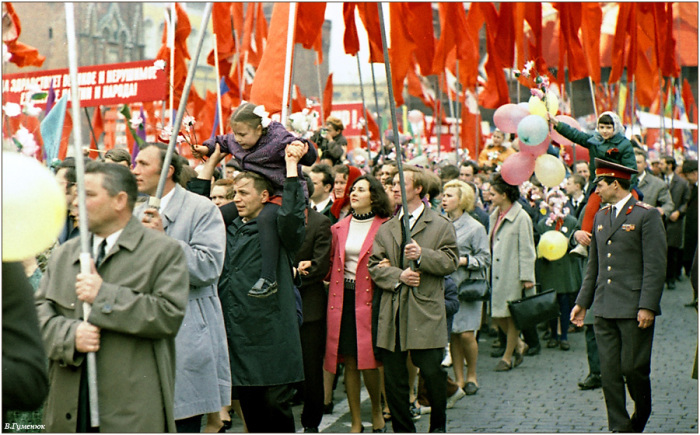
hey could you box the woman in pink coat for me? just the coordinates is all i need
[325,175,393,432]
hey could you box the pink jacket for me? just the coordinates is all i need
[324,215,387,372]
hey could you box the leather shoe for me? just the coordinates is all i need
[666,280,676,290]
[304,427,319,433]
[323,400,334,414]
[525,344,541,356]
[578,374,602,390]
[248,278,278,297]
[546,338,559,348]
[559,340,570,351]
[513,350,524,367]
[494,359,512,371]
[490,347,505,358]
[463,382,479,395]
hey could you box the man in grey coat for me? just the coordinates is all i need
[36,162,189,432]
[369,165,459,433]
[571,158,666,433]
[634,148,674,217]
[133,143,231,432]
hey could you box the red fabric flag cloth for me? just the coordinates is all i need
[89,107,105,160]
[249,3,293,114]
[364,108,379,140]
[403,3,435,76]
[514,4,543,69]
[343,3,360,55]
[58,110,72,162]
[206,3,240,78]
[323,73,334,122]
[655,3,680,78]
[3,3,45,68]
[388,3,415,107]
[433,3,475,78]
[292,85,307,114]
[296,3,326,63]
[156,3,191,111]
[609,3,633,84]
[407,59,435,109]
[357,3,384,63]
[555,3,589,82]
[474,4,509,109]
[460,103,483,161]
[580,3,602,84]
[634,4,659,107]
[495,3,515,67]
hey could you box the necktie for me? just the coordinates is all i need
[312,204,317,211]
[95,240,107,268]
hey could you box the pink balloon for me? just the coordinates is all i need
[521,134,551,157]
[501,152,536,185]
[550,115,582,146]
[494,104,530,134]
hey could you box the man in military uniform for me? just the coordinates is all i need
[571,158,666,433]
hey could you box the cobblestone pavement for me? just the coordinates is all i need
[226,276,698,433]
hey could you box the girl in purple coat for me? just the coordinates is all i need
[194,103,317,297]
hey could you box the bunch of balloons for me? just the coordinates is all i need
[493,92,583,188]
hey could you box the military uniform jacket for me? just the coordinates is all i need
[35,217,189,432]
[576,196,666,319]
[218,177,306,387]
[369,208,459,352]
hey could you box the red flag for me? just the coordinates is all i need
[609,3,633,84]
[633,4,660,107]
[580,3,602,84]
[495,3,516,67]
[655,3,680,78]
[156,3,191,111]
[460,101,483,160]
[473,4,509,109]
[292,85,307,114]
[343,3,360,55]
[58,110,72,161]
[89,107,104,160]
[388,3,415,107]
[514,4,543,70]
[433,3,475,78]
[249,3,293,114]
[323,73,334,122]
[364,108,380,140]
[403,3,435,76]
[296,3,326,64]
[206,3,240,77]
[407,59,435,109]
[555,3,589,82]
[3,3,45,68]
[357,3,384,63]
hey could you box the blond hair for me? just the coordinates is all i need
[443,179,475,213]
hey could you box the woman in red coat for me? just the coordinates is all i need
[325,175,393,432]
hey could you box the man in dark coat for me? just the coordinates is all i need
[681,160,698,306]
[309,163,336,223]
[659,156,691,289]
[218,144,307,432]
[294,173,332,432]
[571,158,666,433]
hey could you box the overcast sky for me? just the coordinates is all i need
[324,3,388,85]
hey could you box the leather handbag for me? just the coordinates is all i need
[457,278,490,302]
[507,287,560,330]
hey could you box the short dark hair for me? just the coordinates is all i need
[141,142,184,183]
[461,160,479,173]
[570,174,586,190]
[233,171,273,196]
[310,163,334,188]
[439,164,460,182]
[661,155,677,171]
[634,148,648,160]
[57,158,77,184]
[598,114,614,125]
[104,148,131,165]
[85,161,138,210]
[682,159,698,174]
[600,176,631,191]
[490,173,520,203]
[350,175,393,218]
[333,164,350,178]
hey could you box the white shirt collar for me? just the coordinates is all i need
[157,187,176,214]
[639,171,646,182]
[612,193,633,217]
[93,229,123,260]
[311,196,332,211]
[399,202,425,229]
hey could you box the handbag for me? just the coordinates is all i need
[507,287,560,330]
[457,278,490,302]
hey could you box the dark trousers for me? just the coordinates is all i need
[238,385,296,433]
[549,293,572,341]
[380,347,446,433]
[175,415,203,433]
[595,317,655,433]
[299,319,326,429]
[667,246,684,282]
[584,325,601,375]
[521,325,540,349]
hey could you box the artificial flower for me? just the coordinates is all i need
[130,114,143,130]
[2,43,10,63]
[3,102,21,117]
[13,125,38,158]
[22,102,42,117]
[183,115,195,132]
[154,59,166,71]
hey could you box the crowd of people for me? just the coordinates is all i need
[3,103,698,434]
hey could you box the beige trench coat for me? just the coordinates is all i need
[35,217,189,432]
[369,208,458,352]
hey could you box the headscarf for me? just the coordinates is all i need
[330,165,362,219]
[596,111,625,139]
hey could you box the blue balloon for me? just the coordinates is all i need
[517,115,549,146]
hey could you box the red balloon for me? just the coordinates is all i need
[521,134,551,157]
[550,115,582,146]
[501,152,536,185]
[494,104,530,134]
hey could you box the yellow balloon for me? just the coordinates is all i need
[538,230,568,261]
[546,91,559,115]
[3,152,67,261]
[528,95,547,118]
[534,154,566,188]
